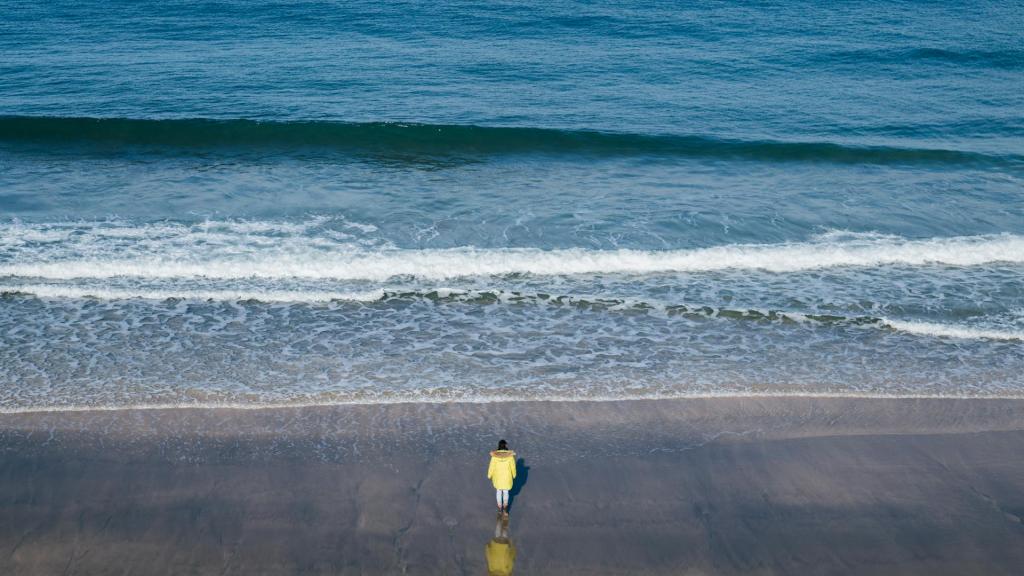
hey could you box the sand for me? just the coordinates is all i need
[1,397,1023,575]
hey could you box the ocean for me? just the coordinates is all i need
[1,0,1022,410]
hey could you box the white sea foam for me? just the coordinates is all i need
[2,232,1022,281]
[5,282,1021,343]
[1,284,385,303]
[2,390,1024,415]
[881,319,1024,341]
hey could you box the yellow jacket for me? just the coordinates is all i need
[485,538,516,575]
[487,450,517,490]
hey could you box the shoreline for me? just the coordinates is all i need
[2,397,1023,574]
[3,389,1024,416]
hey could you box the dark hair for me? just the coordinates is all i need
[498,439,508,450]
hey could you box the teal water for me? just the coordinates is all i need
[1,1,1022,409]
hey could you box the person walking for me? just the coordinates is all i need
[487,439,516,517]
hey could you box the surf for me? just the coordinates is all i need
[4,285,1021,343]
[3,230,1022,281]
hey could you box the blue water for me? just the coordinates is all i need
[1,1,1022,409]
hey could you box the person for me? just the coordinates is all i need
[487,439,516,516]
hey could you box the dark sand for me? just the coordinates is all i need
[1,397,1023,575]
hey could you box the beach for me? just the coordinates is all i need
[2,396,1022,575]
[3,1,1024,574]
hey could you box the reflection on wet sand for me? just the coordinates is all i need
[486,515,516,576]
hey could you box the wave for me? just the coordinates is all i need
[821,47,1024,70]
[879,319,1023,342]
[1,115,1018,167]
[5,285,1020,342]
[908,47,1023,68]
[3,233,1022,281]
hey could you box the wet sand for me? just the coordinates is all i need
[1,397,1023,575]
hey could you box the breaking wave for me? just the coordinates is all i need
[3,285,1020,342]
[3,230,1022,281]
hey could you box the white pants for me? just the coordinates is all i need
[495,489,509,508]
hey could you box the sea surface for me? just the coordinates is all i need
[1,1,1023,411]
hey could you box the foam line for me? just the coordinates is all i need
[0,285,385,303]
[4,285,1020,342]
[1,390,1023,415]
[881,319,1023,342]
[2,233,1022,281]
